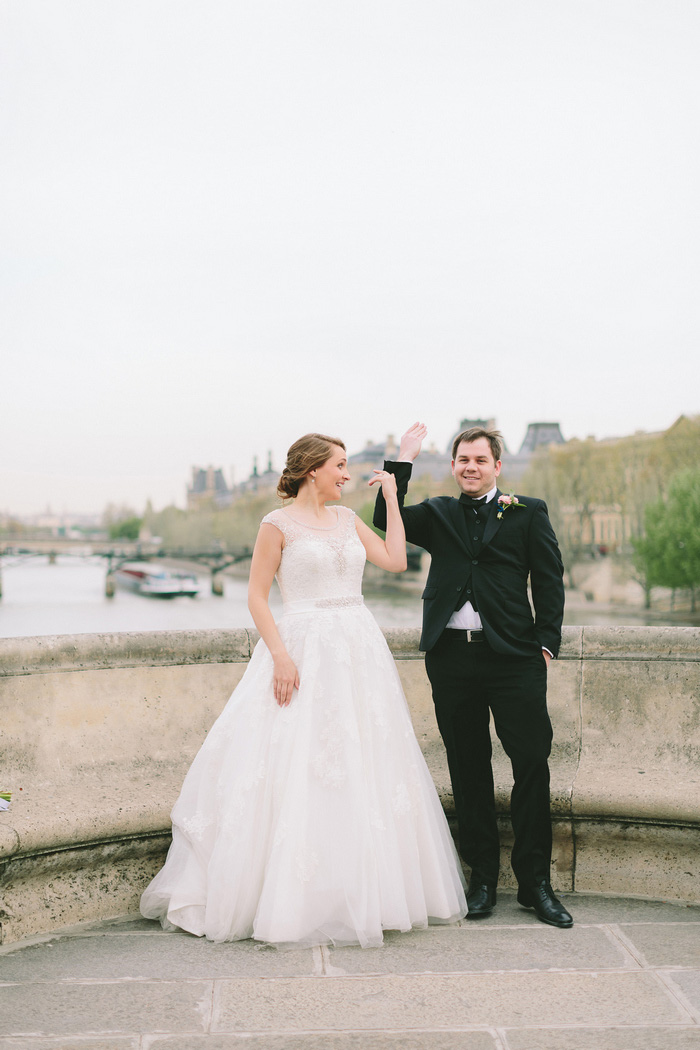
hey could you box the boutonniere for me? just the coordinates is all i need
[497,494,526,519]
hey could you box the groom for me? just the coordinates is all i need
[374,422,572,928]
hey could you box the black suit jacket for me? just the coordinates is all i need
[373,461,565,657]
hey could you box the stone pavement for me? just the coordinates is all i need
[1,892,699,1049]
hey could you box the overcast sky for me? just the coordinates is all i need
[2,0,699,515]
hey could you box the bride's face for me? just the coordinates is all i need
[312,446,350,500]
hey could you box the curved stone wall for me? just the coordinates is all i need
[0,625,698,943]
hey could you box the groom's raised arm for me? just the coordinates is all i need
[372,423,433,549]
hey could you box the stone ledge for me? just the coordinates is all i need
[0,629,253,676]
[4,625,697,675]
[0,832,171,945]
[1,625,700,944]
[580,624,700,660]
[0,626,592,674]
[0,782,177,860]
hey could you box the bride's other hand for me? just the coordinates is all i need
[397,422,427,462]
[368,469,398,499]
[249,522,300,706]
[273,652,300,707]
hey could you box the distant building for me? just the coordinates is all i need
[346,418,565,489]
[8,509,104,538]
[187,420,567,510]
[236,452,278,495]
[187,467,233,510]
[187,453,278,509]
[447,418,500,454]
[504,422,566,482]
[346,436,400,492]
[518,422,565,454]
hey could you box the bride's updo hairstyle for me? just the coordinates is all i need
[277,433,346,500]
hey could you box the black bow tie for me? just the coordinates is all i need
[460,495,488,509]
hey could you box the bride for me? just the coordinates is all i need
[140,431,467,946]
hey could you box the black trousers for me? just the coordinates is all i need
[424,630,553,889]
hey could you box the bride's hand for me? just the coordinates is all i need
[368,470,398,499]
[273,652,300,707]
[397,422,427,462]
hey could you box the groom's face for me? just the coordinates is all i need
[452,438,501,498]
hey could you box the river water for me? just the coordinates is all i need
[0,553,678,639]
[0,554,424,639]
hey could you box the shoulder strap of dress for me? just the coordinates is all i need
[261,509,291,536]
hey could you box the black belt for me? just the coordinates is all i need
[445,628,485,643]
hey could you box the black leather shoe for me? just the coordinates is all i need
[466,882,497,918]
[517,880,573,928]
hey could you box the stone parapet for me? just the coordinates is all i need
[0,628,254,676]
[1,625,699,943]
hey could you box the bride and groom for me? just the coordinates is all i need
[140,421,571,945]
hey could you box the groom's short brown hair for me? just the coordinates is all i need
[452,427,504,463]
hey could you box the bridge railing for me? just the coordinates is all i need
[0,625,699,944]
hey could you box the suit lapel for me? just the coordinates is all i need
[438,494,507,555]
[481,489,504,549]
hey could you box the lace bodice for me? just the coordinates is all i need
[261,506,366,605]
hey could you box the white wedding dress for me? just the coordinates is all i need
[140,505,467,946]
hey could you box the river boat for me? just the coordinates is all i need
[114,562,200,598]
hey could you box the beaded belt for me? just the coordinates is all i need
[283,596,365,614]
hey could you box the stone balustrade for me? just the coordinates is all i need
[0,626,698,944]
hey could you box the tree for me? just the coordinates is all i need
[0,516,26,538]
[524,416,700,547]
[101,503,144,541]
[513,435,625,585]
[632,467,700,611]
[631,506,667,608]
[109,516,143,541]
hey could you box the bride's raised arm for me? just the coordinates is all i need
[354,470,407,573]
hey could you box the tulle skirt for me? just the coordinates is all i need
[140,601,467,946]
